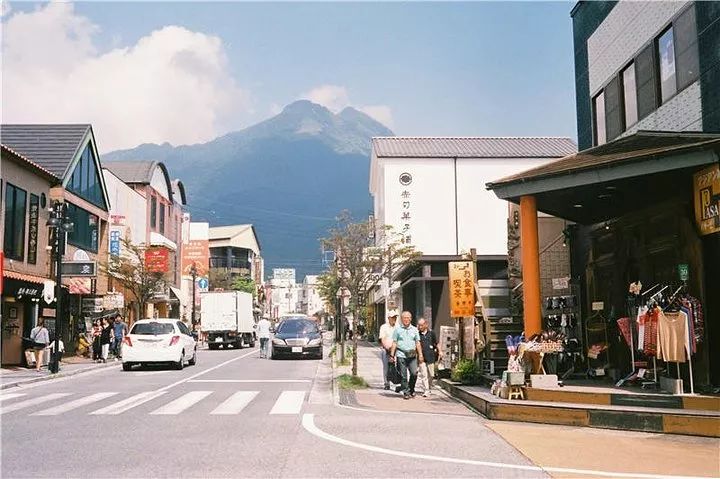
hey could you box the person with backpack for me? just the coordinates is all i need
[417,318,442,396]
[29,318,50,372]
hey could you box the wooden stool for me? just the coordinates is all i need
[508,385,525,400]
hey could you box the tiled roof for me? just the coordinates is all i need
[0,124,91,178]
[486,131,720,188]
[3,270,51,285]
[372,137,577,159]
[1,144,59,180]
[104,160,163,184]
[208,225,252,240]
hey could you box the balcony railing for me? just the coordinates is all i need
[210,257,251,270]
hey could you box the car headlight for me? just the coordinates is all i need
[272,338,286,345]
[307,338,322,346]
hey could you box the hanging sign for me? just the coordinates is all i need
[449,261,475,317]
[27,195,39,264]
[145,248,169,273]
[678,264,689,282]
[62,261,97,277]
[181,240,209,276]
[694,164,720,236]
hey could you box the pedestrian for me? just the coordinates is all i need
[378,310,399,390]
[48,334,65,363]
[28,318,50,372]
[100,317,113,363]
[92,319,102,361]
[417,318,441,397]
[390,311,424,399]
[112,314,129,360]
[256,316,272,358]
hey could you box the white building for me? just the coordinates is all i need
[300,275,324,317]
[270,268,300,318]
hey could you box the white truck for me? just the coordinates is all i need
[200,291,256,350]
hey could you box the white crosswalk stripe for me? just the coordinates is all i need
[210,391,259,415]
[150,391,212,415]
[33,392,119,416]
[90,391,168,415]
[0,393,26,402]
[0,393,72,415]
[269,391,306,415]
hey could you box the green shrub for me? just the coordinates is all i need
[451,358,482,384]
[337,374,368,389]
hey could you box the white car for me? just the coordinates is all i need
[122,319,197,371]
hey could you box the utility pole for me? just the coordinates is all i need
[47,201,72,374]
[190,264,198,326]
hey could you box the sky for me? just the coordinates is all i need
[1,1,578,153]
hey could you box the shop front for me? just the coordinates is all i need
[487,132,720,392]
[1,272,52,365]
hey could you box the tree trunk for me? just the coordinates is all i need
[352,305,359,377]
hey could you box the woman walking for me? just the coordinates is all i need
[29,318,50,372]
[100,318,114,363]
[92,319,102,362]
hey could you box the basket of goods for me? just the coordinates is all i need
[527,330,566,353]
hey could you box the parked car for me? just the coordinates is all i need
[271,317,323,360]
[122,319,197,371]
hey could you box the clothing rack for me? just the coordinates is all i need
[661,285,695,395]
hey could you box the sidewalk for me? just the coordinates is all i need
[333,340,473,416]
[1,356,119,390]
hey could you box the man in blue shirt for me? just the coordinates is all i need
[112,314,128,359]
[390,311,424,399]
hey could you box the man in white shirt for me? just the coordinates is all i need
[256,316,272,358]
[378,310,399,390]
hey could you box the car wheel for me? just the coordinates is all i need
[188,349,197,366]
[209,343,219,350]
[174,351,185,370]
[122,363,132,371]
[315,353,323,360]
[249,341,256,348]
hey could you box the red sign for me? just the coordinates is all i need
[145,248,169,273]
[181,240,209,276]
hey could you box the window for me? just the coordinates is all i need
[150,196,157,229]
[130,322,174,335]
[593,91,606,146]
[604,76,622,141]
[67,203,99,252]
[622,63,638,127]
[67,145,105,208]
[159,202,165,235]
[674,5,699,90]
[657,27,677,103]
[3,183,27,260]
[635,44,658,120]
[177,322,191,336]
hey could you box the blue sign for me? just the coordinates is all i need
[197,278,209,289]
[110,231,121,257]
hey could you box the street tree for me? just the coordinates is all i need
[317,267,340,318]
[321,211,420,377]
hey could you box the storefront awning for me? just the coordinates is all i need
[486,131,720,224]
[3,270,51,285]
[169,286,186,306]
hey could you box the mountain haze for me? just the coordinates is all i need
[104,100,394,277]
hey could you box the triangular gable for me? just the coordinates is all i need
[63,127,110,211]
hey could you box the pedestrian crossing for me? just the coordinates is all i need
[0,390,307,418]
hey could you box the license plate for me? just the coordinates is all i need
[291,347,302,353]
[215,338,223,343]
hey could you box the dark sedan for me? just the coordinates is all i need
[271,318,323,360]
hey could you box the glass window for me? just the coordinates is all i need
[635,44,657,120]
[67,145,105,209]
[604,76,622,141]
[277,320,318,334]
[622,63,638,128]
[130,322,175,335]
[159,202,165,235]
[3,183,27,261]
[593,91,606,146]
[67,203,99,253]
[674,5,699,90]
[658,27,677,103]
[150,196,157,229]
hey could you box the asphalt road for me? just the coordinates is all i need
[0,341,546,479]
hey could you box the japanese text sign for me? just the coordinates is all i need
[694,164,720,236]
[145,248,169,273]
[449,261,475,317]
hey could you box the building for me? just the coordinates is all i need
[269,268,299,319]
[300,275,324,317]
[487,1,720,389]
[1,124,112,364]
[208,225,262,283]
[183,222,210,324]
[368,137,577,347]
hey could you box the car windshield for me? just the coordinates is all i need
[277,320,318,335]
[130,322,175,335]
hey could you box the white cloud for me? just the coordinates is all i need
[300,84,393,128]
[1,3,250,152]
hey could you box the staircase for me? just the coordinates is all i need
[478,279,524,374]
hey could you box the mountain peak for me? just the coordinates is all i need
[282,99,332,116]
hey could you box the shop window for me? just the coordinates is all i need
[67,145,106,209]
[673,5,700,91]
[604,76,622,141]
[657,27,677,103]
[159,202,165,235]
[67,203,99,253]
[593,91,606,146]
[622,62,638,128]
[150,196,157,230]
[3,183,27,261]
[635,44,658,120]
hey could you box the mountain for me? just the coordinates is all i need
[104,100,394,278]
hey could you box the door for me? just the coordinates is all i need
[177,322,194,360]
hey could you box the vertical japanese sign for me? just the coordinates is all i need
[109,230,121,256]
[694,164,720,236]
[27,194,39,264]
[399,172,413,244]
[448,261,475,317]
[145,248,169,273]
[181,240,209,276]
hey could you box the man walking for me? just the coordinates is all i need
[378,310,399,390]
[256,316,272,358]
[417,318,441,396]
[112,314,128,360]
[390,311,423,399]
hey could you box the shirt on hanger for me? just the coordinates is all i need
[656,311,690,363]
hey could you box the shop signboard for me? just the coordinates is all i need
[145,248,169,273]
[109,230,121,257]
[693,164,720,236]
[103,293,125,310]
[678,264,689,282]
[82,297,103,313]
[181,240,209,276]
[448,261,475,317]
[62,261,97,277]
[27,194,39,264]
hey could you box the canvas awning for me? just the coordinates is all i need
[169,286,186,306]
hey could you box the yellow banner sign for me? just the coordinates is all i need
[449,261,475,317]
[694,164,720,236]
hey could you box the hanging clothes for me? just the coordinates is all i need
[656,310,690,363]
[639,307,658,356]
[617,317,633,348]
[636,305,648,351]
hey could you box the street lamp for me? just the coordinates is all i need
[46,201,73,374]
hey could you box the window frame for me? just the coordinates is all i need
[66,203,99,253]
[3,182,27,261]
[150,195,157,230]
[621,61,638,129]
[656,25,677,104]
[592,90,607,146]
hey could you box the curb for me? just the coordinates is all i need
[0,361,119,390]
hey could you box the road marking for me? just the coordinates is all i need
[301,414,712,479]
[189,379,311,383]
[90,391,168,415]
[156,349,258,392]
[270,391,305,415]
[32,392,118,416]
[150,391,212,415]
[210,391,259,415]
[0,393,26,402]
[0,393,72,415]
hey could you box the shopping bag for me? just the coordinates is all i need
[386,359,401,384]
[25,350,36,367]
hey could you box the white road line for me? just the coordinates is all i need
[0,393,72,415]
[90,391,168,415]
[189,379,311,383]
[301,414,712,479]
[156,349,258,392]
[0,393,26,402]
[32,392,118,416]
[150,391,212,415]
[269,391,305,415]
[210,391,259,415]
